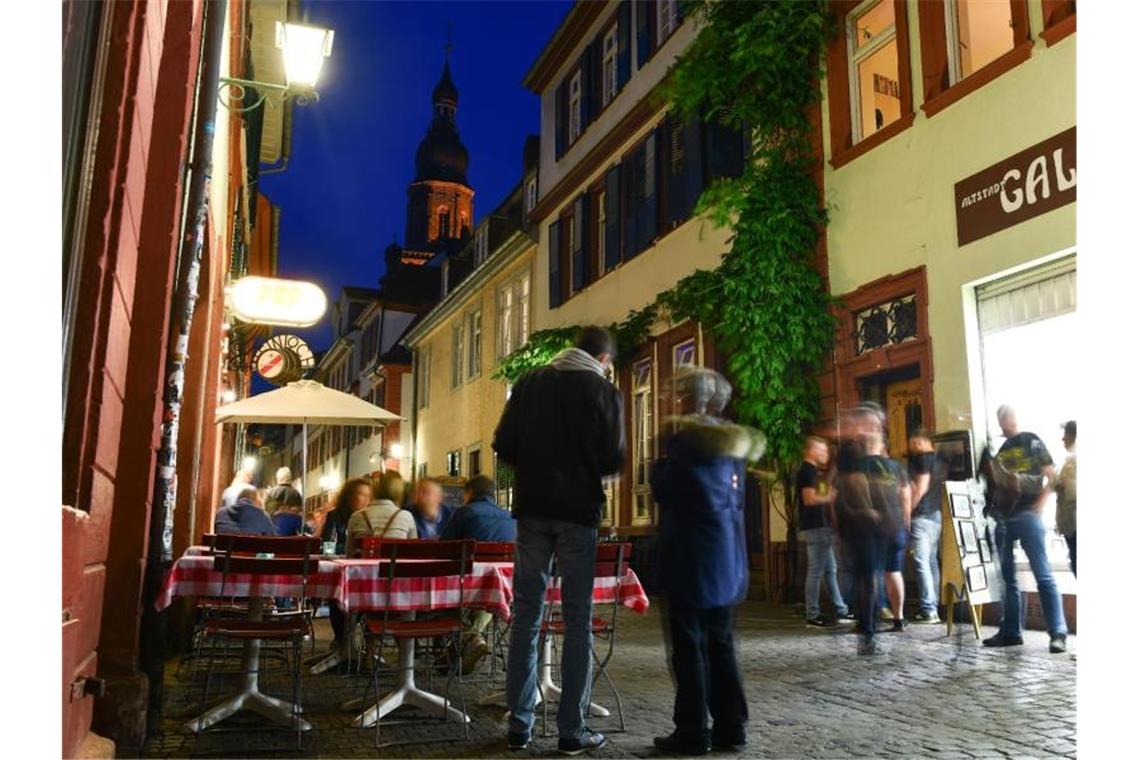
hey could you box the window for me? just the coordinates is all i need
[602,24,619,105]
[847,0,902,143]
[525,177,538,213]
[498,274,530,359]
[438,208,451,239]
[418,462,429,481]
[497,281,514,359]
[596,188,607,275]
[673,338,696,369]
[571,195,587,293]
[451,320,465,389]
[446,449,461,478]
[467,446,482,477]
[623,130,659,259]
[518,273,530,346]
[417,347,430,409]
[568,70,583,143]
[474,225,489,267]
[467,309,482,379]
[945,0,1015,82]
[657,0,679,44]
[631,357,654,525]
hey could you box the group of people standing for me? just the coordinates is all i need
[797,401,1075,657]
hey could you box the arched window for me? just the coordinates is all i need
[438,208,451,238]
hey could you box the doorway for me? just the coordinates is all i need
[860,364,923,458]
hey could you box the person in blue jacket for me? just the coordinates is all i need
[651,368,765,756]
[404,477,455,540]
[213,485,276,536]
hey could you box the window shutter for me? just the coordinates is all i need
[635,0,655,68]
[668,116,703,227]
[591,39,604,118]
[580,46,596,126]
[639,130,658,252]
[617,1,632,87]
[548,219,563,307]
[573,194,588,291]
[554,80,567,158]
[622,151,641,260]
[604,165,621,271]
[704,118,745,183]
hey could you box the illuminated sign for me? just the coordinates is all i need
[253,334,315,386]
[229,276,328,327]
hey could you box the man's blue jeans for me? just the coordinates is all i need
[910,515,942,614]
[801,527,847,619]
[996,510,1068,638]
[506,517,598,740]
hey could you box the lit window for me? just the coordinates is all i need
[631,357,654,525]
[602,25,619,105]
[657,0,678,44]
[467,309,482,379]
[946,0,1015,82]
[517,274,530,347]
[446,450,461,478]
[568,70,582,143]
[847,0,901,143]
[497,283,514,359]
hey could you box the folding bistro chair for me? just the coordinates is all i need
[472,540,515,690]
[193,533,322,750]
[538,542,631,736]
[357,538,477,748]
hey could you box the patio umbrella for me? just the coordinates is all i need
[215,379,402,492]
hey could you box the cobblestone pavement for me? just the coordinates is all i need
[144,601,1075,759]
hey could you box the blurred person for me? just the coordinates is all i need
[345,471,417,557]
[983,405,1067,653]
[907,430,946,623]
[405,477,454,540]
[798,435,850,626]
[314,478,374,656]
[267,467,303,511]
[493,325,624,755]
[213,484,275,536]
[651,368,765,755]
[440,475,517,674]
[221,466,256,508]
[1054,421,1076,576]
[267,473,306,536]
[867,413,911,633]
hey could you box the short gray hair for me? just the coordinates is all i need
[674,367,718,415]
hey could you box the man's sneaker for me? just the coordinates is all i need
[836,612,856,624]
[559,731,607,756]
[857,636,884,656]
[805,616,832,627]
[982,633,1024,648]
[507,732,532,751]
[911,610,940,624]
[891,618,906,633]
[653,732,711,755]
[1049,635,1068,654]
[710,729,748,752]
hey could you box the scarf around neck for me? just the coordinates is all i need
[550,347,606,377]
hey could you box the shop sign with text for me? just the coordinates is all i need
[954,127,1075,247]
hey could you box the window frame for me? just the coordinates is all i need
[656,0,679,47]
[525,177,538,213]
[446,449,462,478]
[1040,0,1076,46]
[568,69,583,144]
[474,225,489,267]
[466,307,482,381]
[845,0,902,145]
[466,444,482,477]
[450,320,466,390]
[602,23,619,106]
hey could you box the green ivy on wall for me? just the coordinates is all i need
[493,0,834,477]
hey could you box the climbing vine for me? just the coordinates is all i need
[494,0,834,478]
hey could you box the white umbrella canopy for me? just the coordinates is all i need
[214,379,401,425]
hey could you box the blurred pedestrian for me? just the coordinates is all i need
[651,368,765,755]
[1054,420,1076,576]
[405,477,454,540]
[797,435,850,626]
[493,325,624,755]
[907,430,945,623]
[221,466,256,508]
[345,471,417,557]
[983,405,1067,653]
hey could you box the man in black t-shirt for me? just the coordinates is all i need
[984,405,1068,654]
[907,431,945,623]
[797,437,850,626]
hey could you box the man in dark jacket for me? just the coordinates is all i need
[493,326,624,755]
[214,486,276,536]
[651,368,765,755]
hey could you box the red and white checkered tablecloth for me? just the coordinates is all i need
[154,555,343,610]
[495,564,651,615]
[335,559,514,618]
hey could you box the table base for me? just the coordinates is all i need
[348,639,470,728]
[186,638,311,733]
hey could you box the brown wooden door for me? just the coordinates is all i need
[885,378,924,458]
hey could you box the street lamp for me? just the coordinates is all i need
[218,21,334,112]
[388,443,405,460]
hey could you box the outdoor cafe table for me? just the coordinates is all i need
[155,550,343,732]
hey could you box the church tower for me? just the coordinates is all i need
[403,59,474,262]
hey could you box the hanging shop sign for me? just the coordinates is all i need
[254,334,315,385]
[229,276,328,327]
[954,126,1076,247]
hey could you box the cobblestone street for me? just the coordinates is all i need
[144,601,1076,759]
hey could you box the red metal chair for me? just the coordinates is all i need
[539,542,632,735]
[356,538,477,748]
[193,534,321,750]
[472,541,515,690]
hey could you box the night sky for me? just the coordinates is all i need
[257,0,572,354]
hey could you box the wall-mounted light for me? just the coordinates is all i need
[221,388,237,404]
[218,21,334,113]
[242,455,259,472]
[388,443,405,460]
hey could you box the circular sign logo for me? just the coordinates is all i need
[253,335,314,385]
[257,348,286,379]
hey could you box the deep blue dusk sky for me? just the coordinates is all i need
[258,0,572,353]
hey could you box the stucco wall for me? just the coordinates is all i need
[414,249,535,477]
[821,11,1076,440]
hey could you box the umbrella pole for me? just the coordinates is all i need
[302,420,308,507]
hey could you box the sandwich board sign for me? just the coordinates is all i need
[940,479,1000,639]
